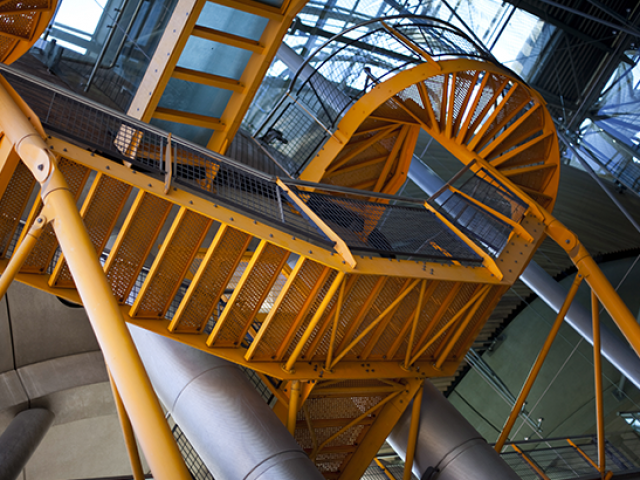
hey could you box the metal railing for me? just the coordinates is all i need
[254,15,495,177]
[368,434,640,480]
[0,64,512,265]
[499,435,640,480]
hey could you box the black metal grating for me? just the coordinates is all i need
[459,168,528,223]
[293,189,482,263]
[173,424,215,480]
[437,192,512,256]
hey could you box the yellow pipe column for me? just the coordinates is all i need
[0,77,190,480]
[592,291,606,478]
[495,273,583,452]
[287,380,301,436]
[109,371,146,480]
[403,384,424,480]
[0,211,48,298]
[547,220,640,357]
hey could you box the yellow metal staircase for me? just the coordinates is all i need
[0,14,639,480]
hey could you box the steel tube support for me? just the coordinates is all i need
[409,158,640,390]
[0,212,47,298]
[403,384,423,480]
[388,381,520,480]
[592,291,606,477]
[46,179,190,480]
[495,273,584,452]
[0,78,190,480]
[578,250,640,357]
[287,380,301,436]
[0,408,54,480]
[108,371,146,480]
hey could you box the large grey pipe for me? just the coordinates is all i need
[410,158,640,390]
[0,408,54,480]
[129,325,324,480]
[388,381,520,479]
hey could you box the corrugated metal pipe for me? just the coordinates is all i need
[387,381,520,479]
[129,325,325,480]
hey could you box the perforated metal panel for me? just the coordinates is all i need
[422,282,477,358]
[0,160,35,257]
[104,192,172,303]
[251,260,332,360]
[171,226,251,332]
[476,85,531,151]
[464,73,509,143]
[492,134,553,170]
[489,108,544,158]
[367,281,420,359]
[133,209,212,318]
[20,158,90,274]
[346,276,407,358]
[51,174,132,287]
[209,242,288,346]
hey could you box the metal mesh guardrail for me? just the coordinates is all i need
[255,15,494,176]
[0,66,327,245]
[293,188,483,263]
[0,64,516,266]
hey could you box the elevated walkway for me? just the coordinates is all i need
[0,15,638,480]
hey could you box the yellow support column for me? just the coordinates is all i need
[287,380,301,436]
[403,384,424,480]
[547,220,640,357]
[495,273,583,452]
[108,371,146,480]
[592,291,606,479]
[0,78,190,480]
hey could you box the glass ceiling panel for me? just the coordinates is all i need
[242,0,557,133]
[197,3,268,41]
[158,77,234,119]
[178,36,253,80]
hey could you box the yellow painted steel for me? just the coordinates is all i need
[403,384,424,480]
[310,390,401,461]
[511,444,550,480]
[545,219,640,358]
[495,273,584,453]
[0,210,48,298]
[374,458,396,480]
[284,271,345,373]
[128,0,308,154]
[1,11,636,478]
[277,179,356,267]
[287,380,301,436]
[592,290,607,478]
[108,371,146,480]
[567,439,600,471]
[0,79,191,480]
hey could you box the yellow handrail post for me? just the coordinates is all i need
[375,458,396,480]
[403,383,424,480]
[108,370,146,480]
[592,290,606,478]
[495,273,584,452]
[511,444,550,480]
[0,76,191,480]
